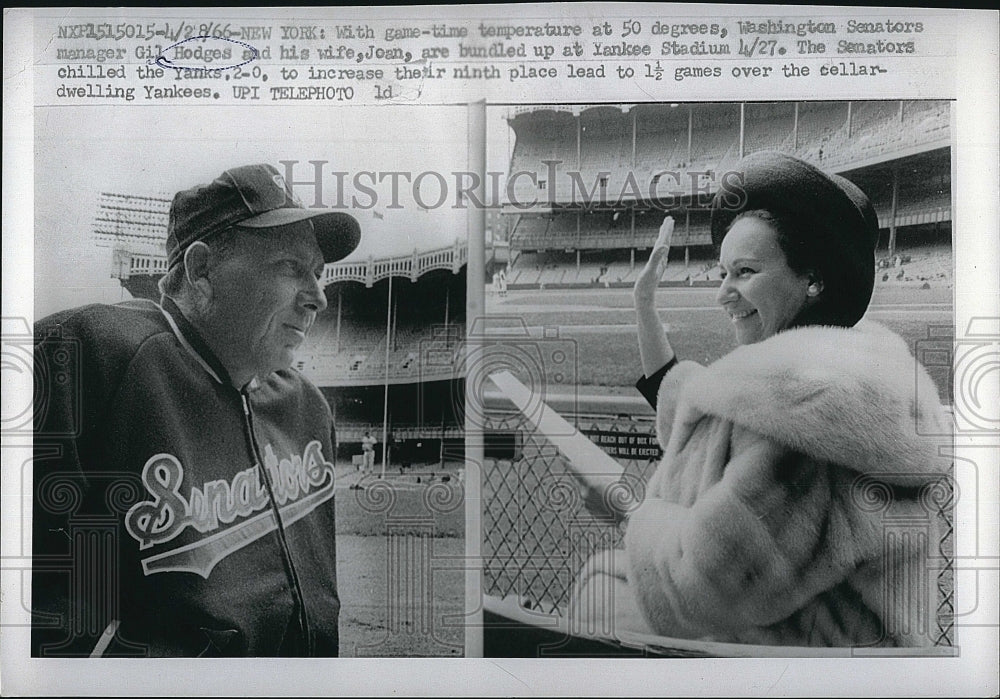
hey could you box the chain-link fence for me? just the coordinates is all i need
[483,405,659,615]
[482,396,955,648]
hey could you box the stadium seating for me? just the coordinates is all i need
[505,100,949,224]
[792,103,849,152]
[635,129,686,181]
[743,103,796,155]
[508,111,577,205]
[512,216,550,249]
[579,211,611,241]
[548,214,578,244]
[848,101,895,136]
[296,320,465,384]
[804,100,950,169]
[562,262,607,285]
[508,251,545,285]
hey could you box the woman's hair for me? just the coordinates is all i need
[725,209,815,277]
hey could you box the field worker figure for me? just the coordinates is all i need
[361,430,377,475]
[32,164,362,657]
[497,267,508,298]
[572,152,952,648]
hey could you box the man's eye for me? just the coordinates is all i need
[281,260,303,274]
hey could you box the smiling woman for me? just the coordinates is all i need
[572,151,954,649]
[716,211,817,345]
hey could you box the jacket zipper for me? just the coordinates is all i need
[240,391,313,656]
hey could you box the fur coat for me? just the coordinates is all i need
[572,321,952,648]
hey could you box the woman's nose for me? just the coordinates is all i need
[715,273,737,305]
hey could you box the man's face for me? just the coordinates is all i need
[205,221,328,381]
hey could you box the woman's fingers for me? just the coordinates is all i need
[634,215,676,301]
[655,215,675,251]
[647,215,675,267]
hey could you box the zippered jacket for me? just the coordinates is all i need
[32,298,339,657]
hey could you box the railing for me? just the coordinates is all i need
[112,238,467,287]
[482,390,658,615]
[876,205,952,230]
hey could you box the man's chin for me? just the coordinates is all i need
[260,350,298,377]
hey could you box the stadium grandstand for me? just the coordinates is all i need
[499,100,952,290]
[483,100,955,656]
[93,193,467,470]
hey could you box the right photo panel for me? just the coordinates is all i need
[479,101,955,657]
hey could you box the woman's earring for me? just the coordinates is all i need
[807,283,821,297]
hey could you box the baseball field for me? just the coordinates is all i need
[334,463,466,657]
[487,282,954,401]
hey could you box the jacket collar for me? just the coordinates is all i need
[158,296,235,387]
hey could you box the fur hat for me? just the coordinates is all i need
[710,151,879,327]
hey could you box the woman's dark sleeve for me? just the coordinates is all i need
[634,356,678,410]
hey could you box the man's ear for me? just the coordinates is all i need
[183,242,214,301]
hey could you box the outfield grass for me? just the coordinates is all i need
[503,283,952,309]
[485,288,954,402]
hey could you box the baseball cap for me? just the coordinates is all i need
[166,163,361,268]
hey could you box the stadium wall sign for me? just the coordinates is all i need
[580,428,662,460]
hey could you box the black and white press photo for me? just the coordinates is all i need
[26,104,469,658]
[2,4,997,697]
[481,100,957,657]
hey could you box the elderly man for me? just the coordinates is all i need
[31,164,360,657]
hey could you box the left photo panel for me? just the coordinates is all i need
[27,104,469,657]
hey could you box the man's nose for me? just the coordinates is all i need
[301,274,328,313]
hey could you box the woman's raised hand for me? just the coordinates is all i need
[634,215,677,376]
[634,215,675,305]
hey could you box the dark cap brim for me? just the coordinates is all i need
[237,208,362,263]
